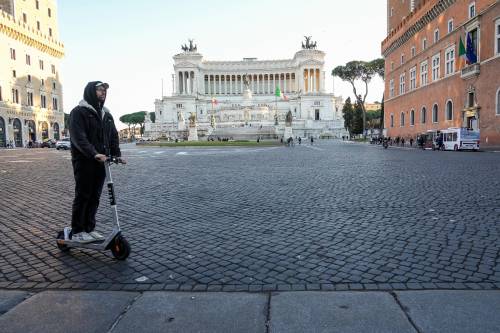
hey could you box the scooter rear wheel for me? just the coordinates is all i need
[56,231,70,252]
[111,235,130,260]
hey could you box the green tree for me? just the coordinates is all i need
[352,100,364,135]
[149,112,156,123]
[332,58,385,138]
[342,97,354,135]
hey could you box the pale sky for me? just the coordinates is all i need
[58,0,387,129]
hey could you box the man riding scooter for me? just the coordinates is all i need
[69,81,126,243]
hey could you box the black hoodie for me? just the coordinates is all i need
[69,81,121,160]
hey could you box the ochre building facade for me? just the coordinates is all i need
[0,0,64,147]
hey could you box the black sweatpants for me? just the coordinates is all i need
[71,158,106,234]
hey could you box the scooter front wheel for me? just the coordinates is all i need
[56,231,70,252]
[111,235,130,260]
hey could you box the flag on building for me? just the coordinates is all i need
[458,35,467,68]
[275,86,288,100]
[275,86,281,97]
[465,32,477,64]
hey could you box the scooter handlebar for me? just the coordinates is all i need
[106,156,126,164]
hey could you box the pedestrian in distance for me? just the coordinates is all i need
[69,81,126,243]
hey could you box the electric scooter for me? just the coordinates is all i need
[56,156,130,260]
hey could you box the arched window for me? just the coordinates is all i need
[53,122,60,140]
[410,109,415,126]
[432,104,438,123]
[421,107,427,124]
[446,100,453,120]
[400,112,405,127]
[13,118,22,147]
[496,88,500,115]
[390,114,394,127]
[0,117,5,147]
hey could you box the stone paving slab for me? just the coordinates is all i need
[0,290,30,315]
[269,291,417,333]
[396,290,500,333]
[112,292,268,333]
[0,290,138,333]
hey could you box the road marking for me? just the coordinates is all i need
[153,151,165,155]
[302,145,324,151]
[9,160,33,163]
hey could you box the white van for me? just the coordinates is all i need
[441,127,480,151]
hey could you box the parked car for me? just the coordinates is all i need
[40,139,57,148]
[55,138,71,150]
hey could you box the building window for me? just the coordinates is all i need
[12,70,16,78]
[420,61,428,86]
[39,60,44,70]
[390,7,394,17]
[22,13,27,23]
[468,91,475,108]
[10,48,16,60]
[411,46,416,57]
[390,79,395,97]
[49,28,52,37]
[37,21,40,30]
[390,114,394,127]
[28,75,31,82]
[495,19,500,55]
[52,97,58,110]
[41,95,47,108]
[434,29,440,43]
[432,104,438,123]
[11,89,19,104]
[52,82,56,90]
[27,92,34,106]
[399,73,406,94]
[469,2,476,19]
[41,79,44,86]
[448,19,454,33]
[446,100,453,120]
[422,38,427,51]
[401,54,405,64]
[445,46,455,76]
[48,8,52,17]
[26,54,31,65]
[497,88,500,115]
[0,86,2,101]
[432,53,440,81]
[391,62,394,71]
[36,0,39,9]
[410,109,415,126]
[410,67,416,90]
[400,112,405,127]
[315,109,320,120]
[421,107,427,124]
[51,65,56,74]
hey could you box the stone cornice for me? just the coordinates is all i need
[0,10,64,58]
[382,0,456,57]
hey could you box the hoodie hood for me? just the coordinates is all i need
[83,81,106,113]
[78,100,110,119]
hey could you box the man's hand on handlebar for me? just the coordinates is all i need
[95,154,107,162]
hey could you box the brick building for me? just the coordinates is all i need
[382,0,500,147]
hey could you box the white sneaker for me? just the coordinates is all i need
[72,232,96,243]
[89,231,105,241]
[63,227,71,240]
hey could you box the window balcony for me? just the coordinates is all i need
[461,63,480,79]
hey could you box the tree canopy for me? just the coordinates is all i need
[332,58,384,138]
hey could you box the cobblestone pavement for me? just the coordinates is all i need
[0,141,499,292]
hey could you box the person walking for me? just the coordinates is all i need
[69,81,125,243]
